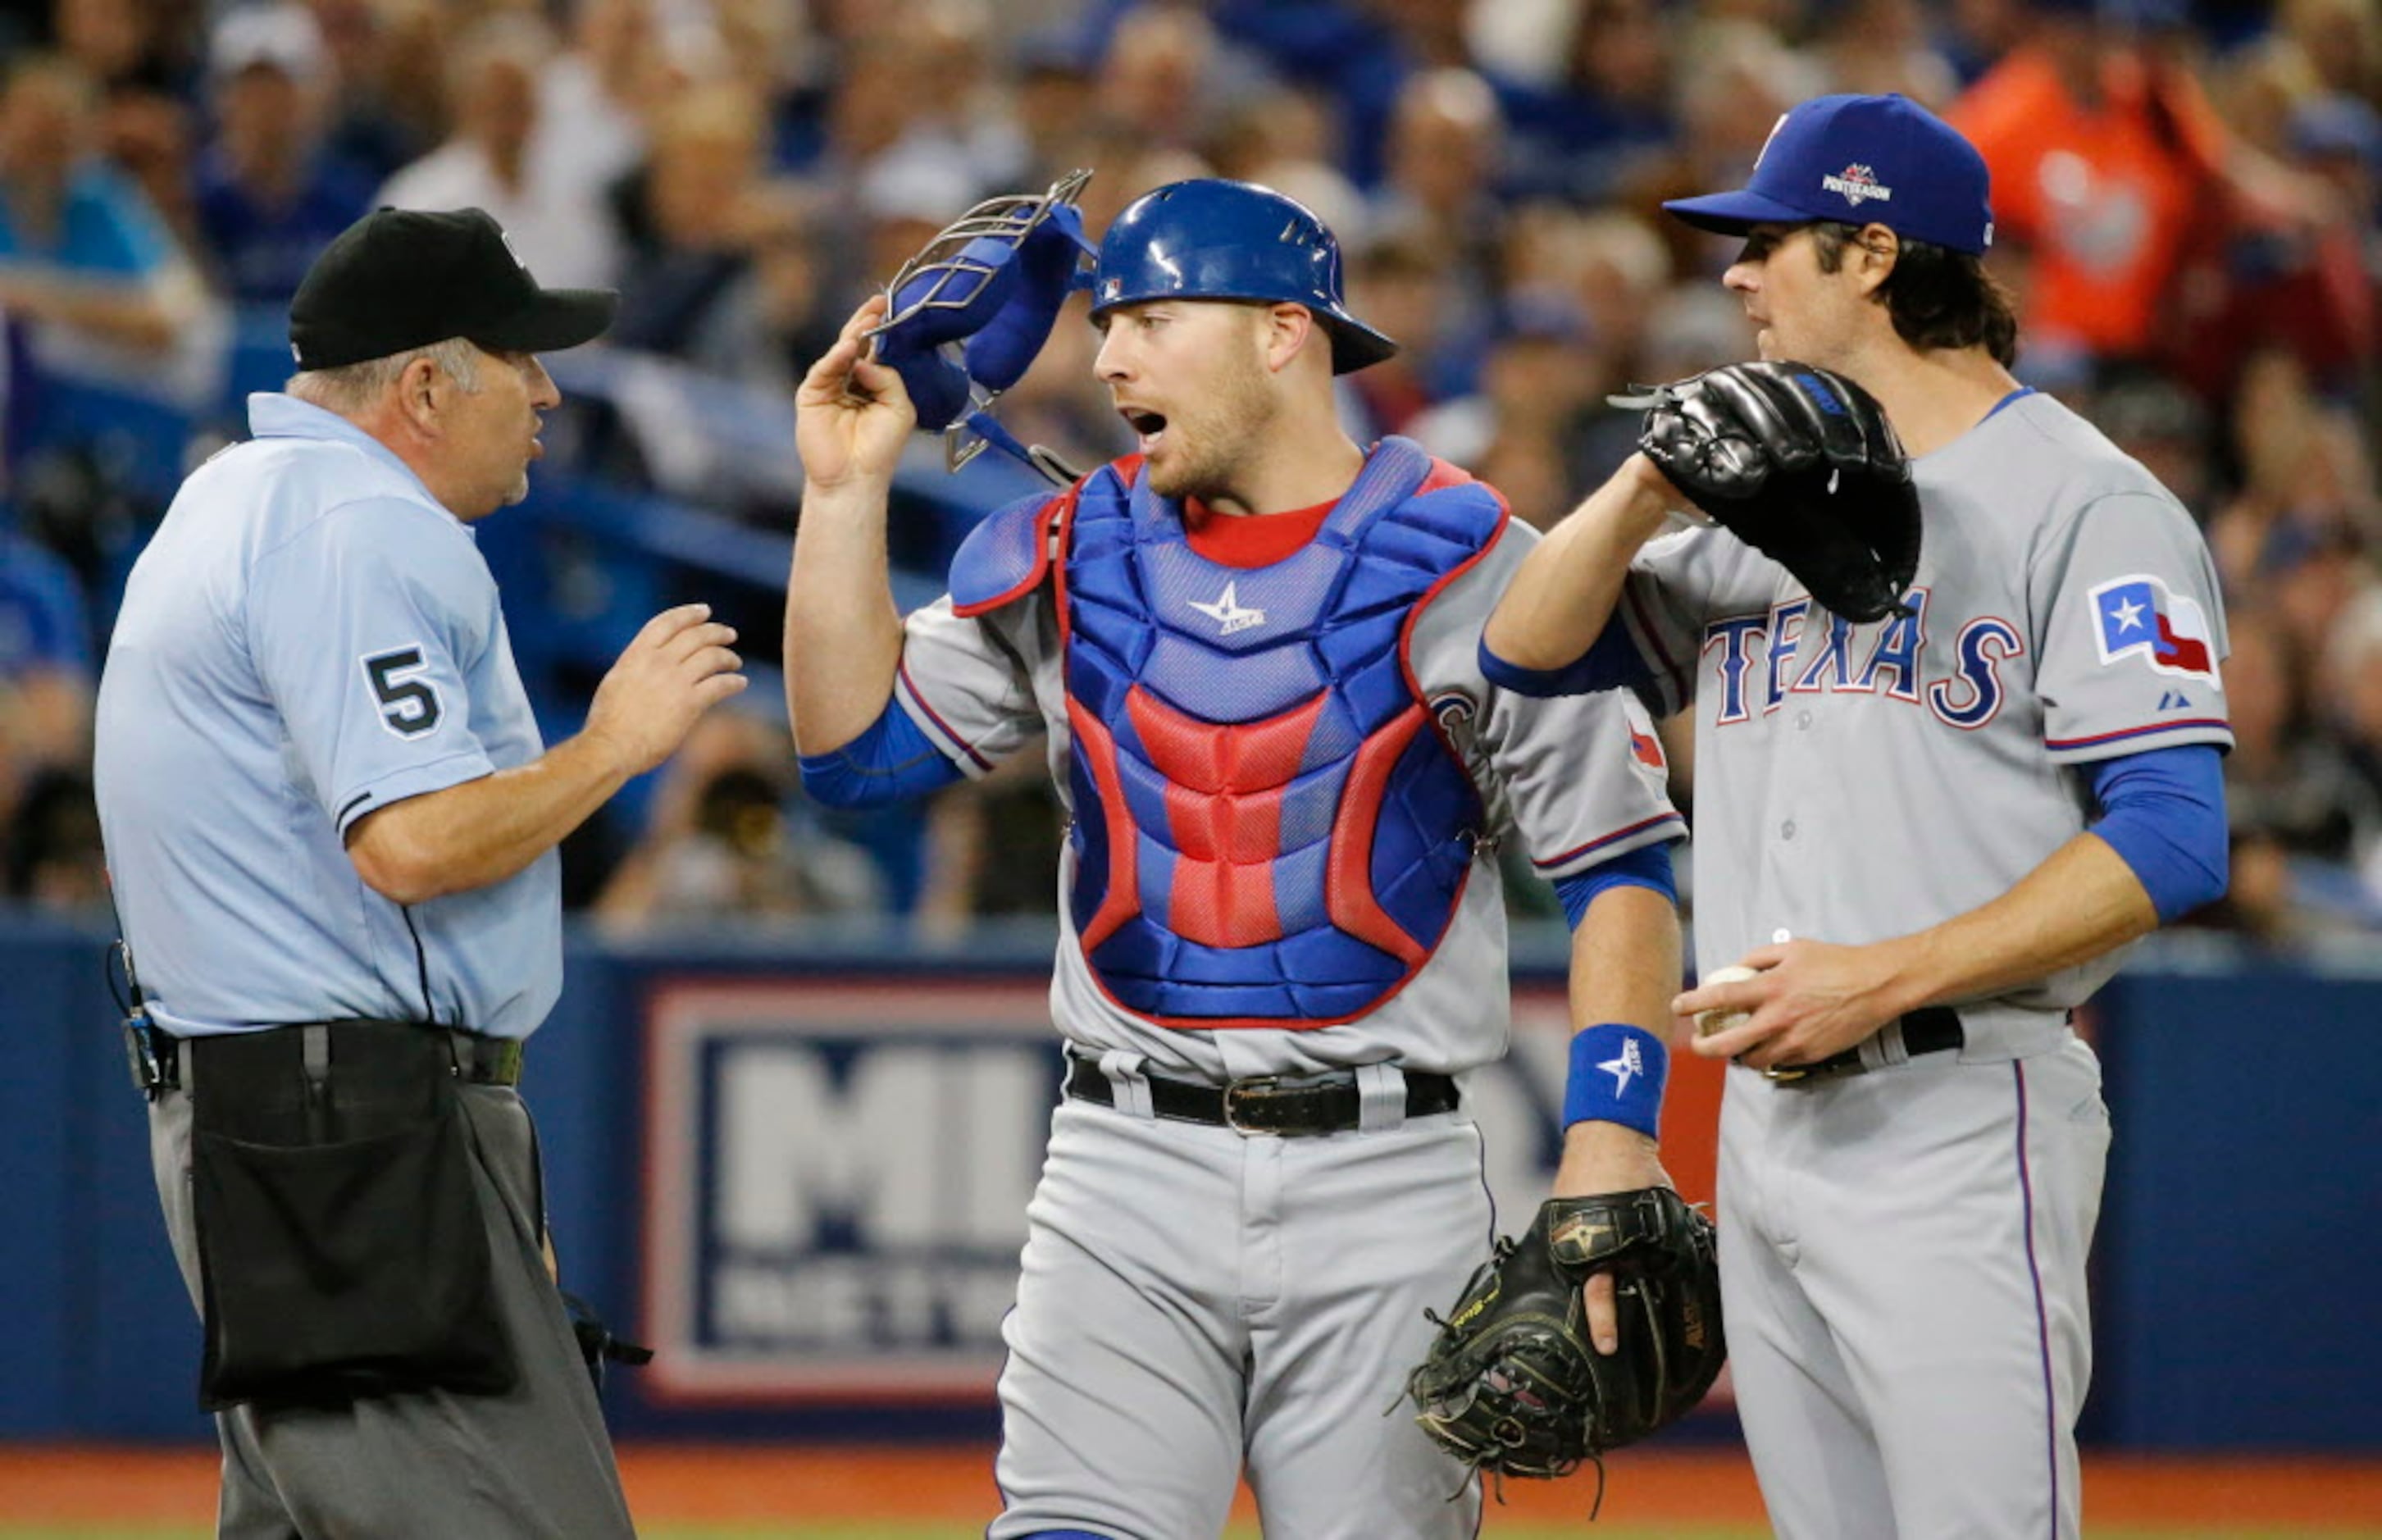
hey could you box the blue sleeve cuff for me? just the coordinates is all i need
[2083,744,2229,923]
[1479,617,1654,699]
[1552,841,1677,928]
[797,699,966,809]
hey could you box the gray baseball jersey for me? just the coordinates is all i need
[1611,387,2229,1539]
[898,514,1680,1078]
[95,394,561,1040]
[1619,390,2230,1026]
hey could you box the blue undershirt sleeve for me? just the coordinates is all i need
[797,698,967,809]
[1552,840,1678,928]
[1479,616,1655,699]
[2082,743,2229,923]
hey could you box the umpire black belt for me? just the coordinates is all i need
[1063,1056,1459,1136]
[1765,1005,1964,1084]
[132,1018,523,1095]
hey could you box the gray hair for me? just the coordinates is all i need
[285,337,484,414]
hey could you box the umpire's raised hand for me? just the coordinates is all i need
[584,604,749,777]
[795,295,916,492]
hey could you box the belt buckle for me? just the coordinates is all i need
[1761,1063,1812,1084]
[1223,1075,1284,1136]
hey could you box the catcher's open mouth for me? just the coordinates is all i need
[1120,407,1168,451]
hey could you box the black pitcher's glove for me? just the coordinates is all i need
[1405,1189,1724,1485]
[1624,361,1920,622]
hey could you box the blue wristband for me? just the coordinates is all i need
[1563,1023,1669,1138]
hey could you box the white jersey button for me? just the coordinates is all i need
[1781,819,1797,840]
[1797,710,1814,729]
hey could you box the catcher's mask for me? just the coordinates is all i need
[1091,178,1397,376]
[866,168,1100,480]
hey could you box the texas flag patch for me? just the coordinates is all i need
[2090,575,2217,680]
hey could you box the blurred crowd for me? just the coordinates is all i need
[0,0,2376,945]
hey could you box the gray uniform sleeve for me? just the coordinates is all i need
[245,498,499,833]
[892,595,1050,776]
[1618,523,1779,716]
[2029,490,2234,765]
[1416,522,1684,879]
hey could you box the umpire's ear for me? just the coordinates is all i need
[395,349,459,434]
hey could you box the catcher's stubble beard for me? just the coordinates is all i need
[1142,328,1278,508]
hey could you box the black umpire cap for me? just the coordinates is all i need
[289,206,617,371]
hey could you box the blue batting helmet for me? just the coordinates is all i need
[1091,180,1397,374]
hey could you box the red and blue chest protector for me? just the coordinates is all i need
[953,437,1508,1029]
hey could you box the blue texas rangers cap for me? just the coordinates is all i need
[1663,93,1995,255]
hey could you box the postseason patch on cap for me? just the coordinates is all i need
[1820,164,1893,209]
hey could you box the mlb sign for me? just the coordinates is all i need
[641,978,1062,1402]
[632,973,1727,1410]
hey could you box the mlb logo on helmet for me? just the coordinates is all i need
[2089,575,2217,679]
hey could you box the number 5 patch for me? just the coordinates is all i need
[362,645,444,736]
[2088,575,2219,682]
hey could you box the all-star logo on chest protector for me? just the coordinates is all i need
[1057,439,1506,1028]
[1188,581,1266,636]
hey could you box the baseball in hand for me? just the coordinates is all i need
[1693,964,1765,1038]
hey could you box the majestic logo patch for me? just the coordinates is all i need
[1188,581,1267,636]
[1822,163,1893,207]
[1600,1037,1646,1095]
[2090,575,2217,681]
[1629,726,1665,770]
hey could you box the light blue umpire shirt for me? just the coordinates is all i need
[94,393,559,1039]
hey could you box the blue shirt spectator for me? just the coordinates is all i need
[0,525,93,679]
[193,148,375,304]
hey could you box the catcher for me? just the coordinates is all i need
[791,173,1715,1536]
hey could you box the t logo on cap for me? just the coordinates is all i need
[1663,93,1994,255]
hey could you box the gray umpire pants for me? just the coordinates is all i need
[148,1059,638,1540]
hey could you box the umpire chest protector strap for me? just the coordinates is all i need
[954,437,1507,1029]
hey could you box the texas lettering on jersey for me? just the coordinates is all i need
[1701,587,2029,731]
[1700,576,2222,733]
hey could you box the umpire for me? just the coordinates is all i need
[93,207,745,1538]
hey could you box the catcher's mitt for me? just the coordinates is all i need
[1406,1188,1724,1489]
[1624,361,1920,623]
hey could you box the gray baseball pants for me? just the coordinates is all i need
[988,1087,1492,1540]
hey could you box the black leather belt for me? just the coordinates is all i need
[1765,1005,1965,1084]
[1063,1056,1459,1136]
[139,1019,523,1094]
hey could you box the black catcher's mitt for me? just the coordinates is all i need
[1406,1188,1724,1485]
[1626,361,1920,622]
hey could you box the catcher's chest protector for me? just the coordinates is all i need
[1053,438,1502,1028]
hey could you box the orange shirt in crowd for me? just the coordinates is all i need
[1948,46,2229,359]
